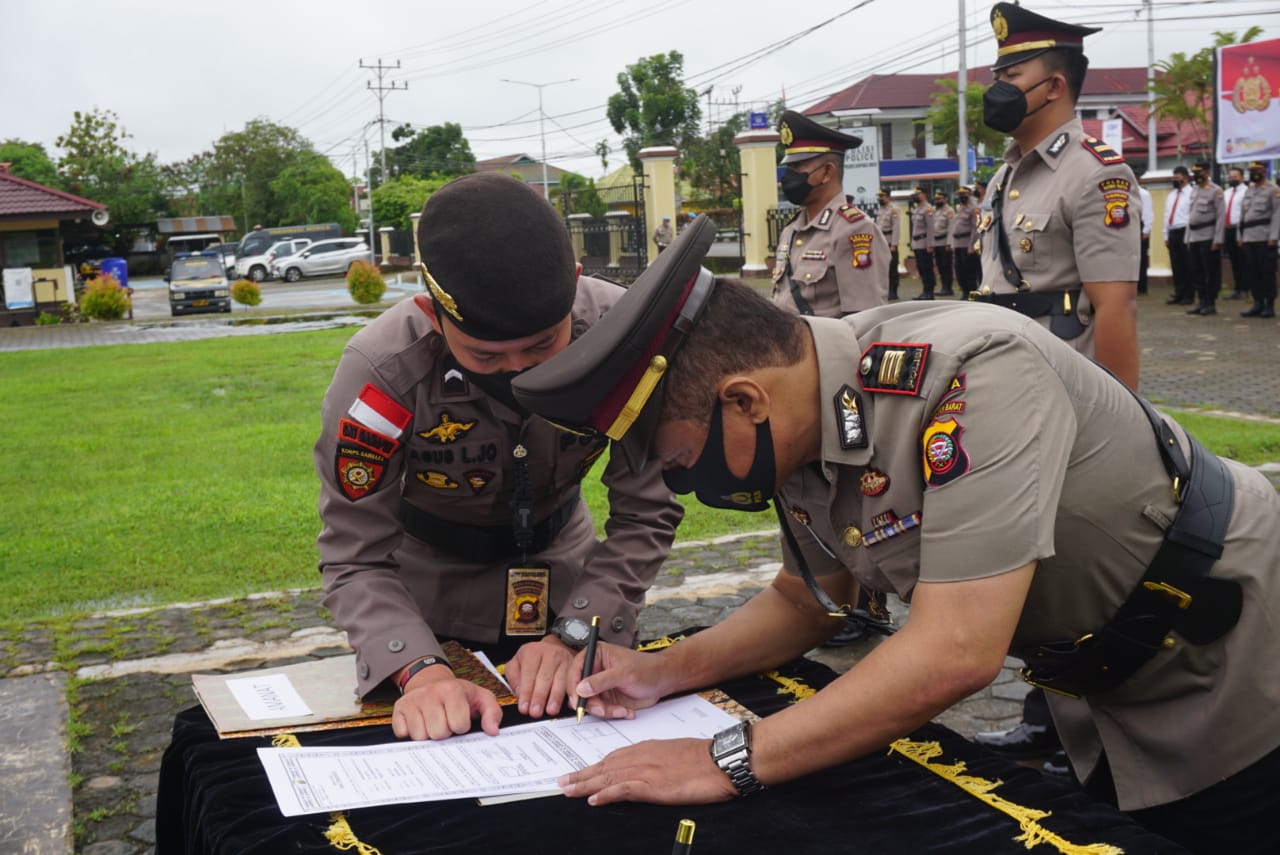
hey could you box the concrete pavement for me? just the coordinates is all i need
[1,277,1278,854]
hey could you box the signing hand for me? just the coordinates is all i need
[568,641,672,721]
[392,665,502,740]
[558,738,737,806]
[504,635,576,719]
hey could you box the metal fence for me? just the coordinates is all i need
[561,176,648,283]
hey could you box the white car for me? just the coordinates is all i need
[271,238,372,282]
[235,238,312,282]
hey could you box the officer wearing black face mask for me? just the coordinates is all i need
[313,173,683,741]
[970,2,1140,392]
[772,110,890,318]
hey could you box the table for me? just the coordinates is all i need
[156,634,1187,854]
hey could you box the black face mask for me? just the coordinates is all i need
[1251,172,1266,183]
[982,76,1053,133]
[663,401,775,512]
[1171,179,1184,189]
[461,367,528,416]
[1228,178,1241,188]
[780,168,816,206]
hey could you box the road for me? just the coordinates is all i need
[125,271,425,321]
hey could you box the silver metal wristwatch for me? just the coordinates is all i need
[710,722,765,796]
[551,616,593,650]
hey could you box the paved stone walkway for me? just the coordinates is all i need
[1,279,1277,854]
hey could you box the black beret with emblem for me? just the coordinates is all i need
[990,2,1101,72]
[778,110,862,165]
[417,173,576,341]
[512,216,717,472]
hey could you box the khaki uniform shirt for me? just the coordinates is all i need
[773,195,890,316]
[1186,180,1225,244]
[1240,182,1280,244]
[315,280,682,697]
[777,304,1280,811]
[654,224,674,247]
[876,204,900,249]
[909,206,933,251]
[950,201,978,250]
[929,206,953,249]
[976,117,1141,357]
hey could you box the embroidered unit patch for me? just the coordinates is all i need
[849,233,874,268]
[922,417,970,487]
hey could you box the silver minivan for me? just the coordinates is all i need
[271,238,371,282]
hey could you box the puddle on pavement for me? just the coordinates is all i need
[133,311,381,331]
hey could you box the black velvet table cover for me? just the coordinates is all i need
[157,638,1187,855]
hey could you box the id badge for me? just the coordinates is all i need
[505,564,550,636]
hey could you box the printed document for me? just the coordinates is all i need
[257,694,737,816]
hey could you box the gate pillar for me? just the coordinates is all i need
[734,129,781,277]
[567,213,591,262]
[637,146,678,263]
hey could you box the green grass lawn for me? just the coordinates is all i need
[1,330,1274,625]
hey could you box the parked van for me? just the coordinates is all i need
[236,223,342,260]
[168,251,231,315]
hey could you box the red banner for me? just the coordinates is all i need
[1217,38,1280,162]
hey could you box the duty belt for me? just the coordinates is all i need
[968,287,1087,341]
[912,233,926,240]
[952,232,971,239]
[1018,396,1240,698]
[400,493,578,563]
[1241,218,1271,229]
[1189,219,1217,229]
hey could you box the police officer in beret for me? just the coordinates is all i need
[1240,161,1280,317]
[875,188,901,300]
[511,219,1280,853]
[772,110,889,317]
[972,2,1140,389]
[314,173,682,740]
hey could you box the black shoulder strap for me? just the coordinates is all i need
[991,172,1030,292]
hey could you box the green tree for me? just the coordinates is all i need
[55,108,168,240]
[0,140,61,187]
[371,174,449,232]
[202,119,316,229]
[384,122,476,180]
[1151,28,1263,157]
[929,79,1006,156]
[555,172,607,218]
[681,113,747,207]
[271,151,358,234]
[606,51,702,171]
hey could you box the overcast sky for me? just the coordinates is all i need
[3,0,1276,181]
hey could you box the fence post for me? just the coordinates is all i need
[567,213,590,263]
[637,147,678,264]
[605,210,630,269]
[734,129,781,278]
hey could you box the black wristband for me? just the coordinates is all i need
[396,655,451,693]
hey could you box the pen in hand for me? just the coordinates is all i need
[576,616,601,724]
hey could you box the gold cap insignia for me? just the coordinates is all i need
[419,262,463,323]
[993,9,1009,42]
[780,122,794,146]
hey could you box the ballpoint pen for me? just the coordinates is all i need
[576,615,601,724]
[671,818,696,854]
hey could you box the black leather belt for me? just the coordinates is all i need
[1189,219,1217,229]
[1019,397,1240,698]
[912,233,926,240]
[1241,218,1271,229]
[969,288,1086,340]
[953,232,971,239]
[400,493,578,562]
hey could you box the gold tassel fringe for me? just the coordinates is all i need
[324,812,384,855]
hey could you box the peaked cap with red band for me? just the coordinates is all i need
[511,216,718,473]
[990,2,1101,72]
[778,110,862,166]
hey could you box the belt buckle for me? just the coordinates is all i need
[1017,667,1082,700]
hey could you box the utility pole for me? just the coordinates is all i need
[957,0,970,188]
[360,59,407,186]
[1145,0,1157,173]
[502,78,576,200]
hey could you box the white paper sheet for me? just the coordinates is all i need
[257,694,737,816]
[226,673,313,721]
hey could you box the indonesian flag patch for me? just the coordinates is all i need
[348,384,412,440]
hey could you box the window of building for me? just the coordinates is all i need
[913,122,927,159]
[881,124,893,160]
[0,230,59,268]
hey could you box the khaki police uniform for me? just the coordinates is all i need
[950,199,980,295]
[773,197,890,316]
[910,204,936,295]
[876,201,901,300]
[975,117,1140,355]
[1239,180,1279,315]
[1186,179,1225,309]
[316,280,682,697]
[929,203,955,294]
[776,302,1280,811]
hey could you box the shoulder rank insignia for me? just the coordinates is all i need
[418,412,476,444]
[858,343,930,396]
[818,208,833,226]
[838,204,866,223]
[834,384,868,449]
[442,356,470,398]
[1081,136,1124,166]
[1046,132,1069,157]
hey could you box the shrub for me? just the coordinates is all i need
[231,279,262,308]
[79,274,130,321]
[347,260,386,305]
[36,311,62,326]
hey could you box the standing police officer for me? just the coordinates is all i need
[951,186,980,296]
[315,173,682,741]
[971,2,1140,389]
[909,187,936,300]
[771,111,889,317]
[930,190,956,296]
[1184,161,1225,315]
[876,188,901,300]
[1239,161,1279,318]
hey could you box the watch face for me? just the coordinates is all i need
[558,618,590,645]
[713,725,747,755]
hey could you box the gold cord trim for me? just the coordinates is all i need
[637,634,685,652]
[605,355,667,440]
[271,733,301,748]
[324,812,384,855]
[998,39,1059,56]
[763,670,817,703]
[888,739,1125,855]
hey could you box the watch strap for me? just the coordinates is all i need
[712,723,766,797]
[396,655,452,693]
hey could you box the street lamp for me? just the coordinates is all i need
[501,78,577,200]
